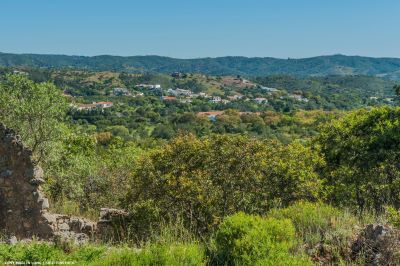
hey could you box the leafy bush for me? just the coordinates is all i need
[316,107,400,211]
[212,212,310,265]
[385,206,400,228]
[123,134,322,235]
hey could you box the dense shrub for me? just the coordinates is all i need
[385,206,400,228]
[123,134,322,235]
[212,212,311,265]
[316,107,400,212]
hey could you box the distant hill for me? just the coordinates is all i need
[2,52,400,79]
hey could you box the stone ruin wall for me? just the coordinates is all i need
[0,124,125,242]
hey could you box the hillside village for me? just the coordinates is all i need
[67,71,316,114]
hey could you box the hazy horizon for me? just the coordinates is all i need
[2,51,400,60]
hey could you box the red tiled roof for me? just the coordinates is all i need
[162,96,177,100]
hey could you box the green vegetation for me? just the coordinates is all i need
[2,72,400,264]
[2,53,400,79]
[254,74,396,110]
[212,212,311,265]
[316,107,400,211]
[0,241,206,266]
[122,135,321,236]
[0,74,67,164]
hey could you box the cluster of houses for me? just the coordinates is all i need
[162,88,247,105]
[160,86,272,105]
[130,80,285,105]
[71,81,311,113]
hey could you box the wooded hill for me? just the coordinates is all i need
[2,52,400,79]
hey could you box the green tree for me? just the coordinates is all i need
[316,106,400,211]
[0,74,67,164]
[123,134,321,234]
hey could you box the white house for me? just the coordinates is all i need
[95,102,114,108]
[135,84,161,89]
[260,86,279,92]
[289,94,309,102]
[76,101,113,111]
[210,96,222,103]
[254,98,268,104]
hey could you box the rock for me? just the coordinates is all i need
[0,170,12,178]
[97,208,129,242]
[42,212,58,225]
[29,177,45,186]
[351,224,400,265]
[99,208,129,221]
[69,218,84,232]
[7,236,17,245]
[33,167,44,179]
[41,198,49,210]
[82,223,95,235]
[58,223,70,231]
[74,233,90,245]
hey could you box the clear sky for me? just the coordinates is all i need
[1,0,399,58]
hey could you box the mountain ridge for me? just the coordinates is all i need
[1,52,400,79]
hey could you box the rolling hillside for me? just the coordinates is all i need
[2,53,400,79]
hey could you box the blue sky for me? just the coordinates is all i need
[0,0,399,58]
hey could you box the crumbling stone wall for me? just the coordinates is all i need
[0,124,51,238]
[0,124,95,241]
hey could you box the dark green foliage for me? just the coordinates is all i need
[123,134,322,235]
[316,107,400,211]
[2,53,400,79]
[254,75,396,110]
